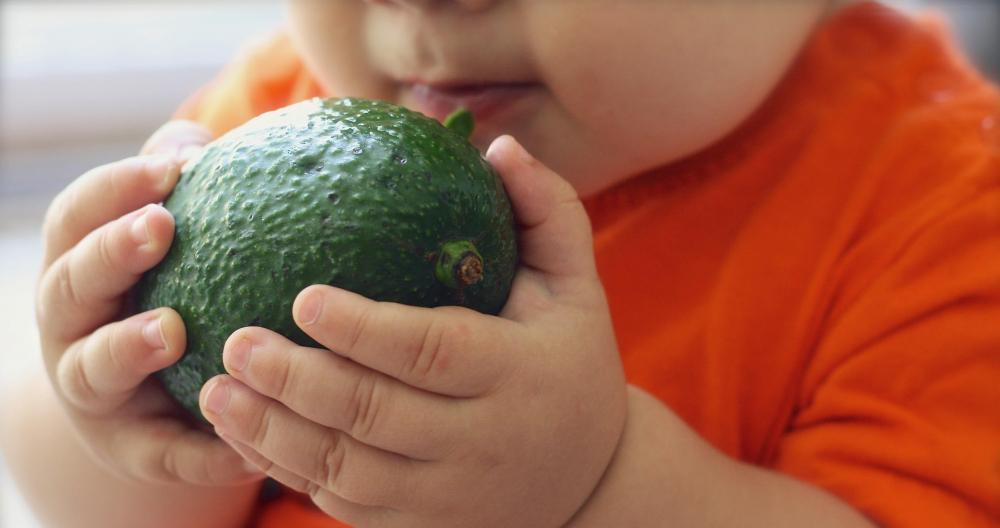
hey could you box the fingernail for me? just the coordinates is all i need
[226,337,252,372]
[130,208,151,246]
[243,460,263,474]
[142,316,165,350]
[296,291,322,325]
[204,381,230,415]
[148,155,178,192]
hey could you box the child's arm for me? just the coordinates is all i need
[1,121,264,527]
[567,387,875,527]
[1,372,261,528]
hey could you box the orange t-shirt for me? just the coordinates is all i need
[177,3,1000,526]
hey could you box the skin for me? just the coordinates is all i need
[1,0,876,527]
[288,0,837,196]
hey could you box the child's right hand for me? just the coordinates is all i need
[34,121,263,486]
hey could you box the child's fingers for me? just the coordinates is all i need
[217,433,392,526]
[110,418,265,486]
[140,120,213,162]
[221,326,465,460]
[42,155,180,268]
[37,204,174,344]
[200,376,424,510]
[57,308,185,414]
[485,135,599,288]
[217,432,312,492]
[43,120,210,267]
[292,285,517,397]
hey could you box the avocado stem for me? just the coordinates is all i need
[457,254,484,285]
[435,240,484,289]
[443,108,474,140]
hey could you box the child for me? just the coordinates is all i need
[3,0,998,526]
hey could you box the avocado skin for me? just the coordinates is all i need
[135,97,517,418]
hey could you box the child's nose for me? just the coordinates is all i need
[364,0,496,12]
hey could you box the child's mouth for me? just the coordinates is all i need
[401,81,539,126]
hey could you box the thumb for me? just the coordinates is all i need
[140,120,214,164]
[485,135,597,283]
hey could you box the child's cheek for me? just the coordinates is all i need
[287,2,395,102]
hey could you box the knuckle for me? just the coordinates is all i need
[158,442,181,481]
[95,227,120,274]
[105,320,139,377]
[57,343,99,410]
[143,426,195,484]
[306,479,325,503]
[406,319,460,384]
[251,452,274,474]
[319,433,349,493]
[249,400,277,449]
[347,371,382,440]
[54,257,84,309]
[105,160,127,203]
[38,259,86,342]
[347,305,373,353]
[272,349,297,402]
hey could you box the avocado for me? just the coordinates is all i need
[135,98,518,419]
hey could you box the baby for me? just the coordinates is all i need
[3,1,999,527]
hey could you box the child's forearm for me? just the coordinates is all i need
[568,386,875,527]
[0,372,262,528]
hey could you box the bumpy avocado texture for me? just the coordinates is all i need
[135,97,518,418]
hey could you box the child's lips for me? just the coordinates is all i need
[402,81,539,125]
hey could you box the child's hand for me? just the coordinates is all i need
[201,135,628,526]
[35,121,262,486]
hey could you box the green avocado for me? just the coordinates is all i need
[135,98,518,419]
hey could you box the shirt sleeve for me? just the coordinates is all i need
[772,154,1000,526]
[174,30,324,138]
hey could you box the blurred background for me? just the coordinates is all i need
[0,1,997,526]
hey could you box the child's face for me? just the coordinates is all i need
[288,0,833,196]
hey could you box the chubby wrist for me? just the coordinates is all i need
[565,386,874,528]
[564,385,713,527]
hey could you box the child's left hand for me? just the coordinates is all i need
[199,135,628,527]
